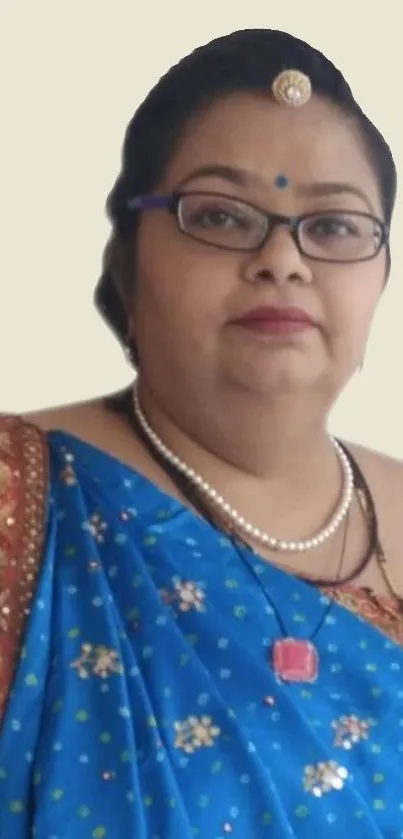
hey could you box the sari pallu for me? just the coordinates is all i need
[0,424,402,837]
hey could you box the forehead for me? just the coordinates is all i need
[160,93,381,212]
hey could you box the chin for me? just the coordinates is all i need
[228,357,327,396]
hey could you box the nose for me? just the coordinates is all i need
[242,224,313,287]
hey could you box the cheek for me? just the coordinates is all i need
[134,224,236,341]
[323,264,383,351]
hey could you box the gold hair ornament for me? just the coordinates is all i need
[272,69,312,108]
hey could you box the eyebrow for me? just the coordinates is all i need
[176,164,374,213]
[177,164,255,190]
[297,181,373,212]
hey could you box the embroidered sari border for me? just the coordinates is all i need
[0,416,48,723]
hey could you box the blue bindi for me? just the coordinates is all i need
[274,174,289,189]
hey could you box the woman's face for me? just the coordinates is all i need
[129,92,386,404]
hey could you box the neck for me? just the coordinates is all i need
[135,379,340,534]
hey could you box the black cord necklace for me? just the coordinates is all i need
[229,511,350,684]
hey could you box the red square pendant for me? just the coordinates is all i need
[272,638,319,683]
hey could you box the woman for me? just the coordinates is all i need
[0,27,402,838]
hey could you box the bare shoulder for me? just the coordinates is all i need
[345,439,403,495]
[23,394,133,456]
[23,397,105,435]
[22,390,157,479]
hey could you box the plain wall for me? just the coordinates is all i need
[1,2,401,455]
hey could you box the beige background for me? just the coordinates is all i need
[0,2,401,455]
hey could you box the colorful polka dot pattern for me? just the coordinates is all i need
[0,430,402,837]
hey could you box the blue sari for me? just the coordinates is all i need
[0,429,402,837]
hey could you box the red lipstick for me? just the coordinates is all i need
[230,306,317,335]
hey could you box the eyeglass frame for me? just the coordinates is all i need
[125,191,390,265]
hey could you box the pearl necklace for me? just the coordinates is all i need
[132,388,354,553]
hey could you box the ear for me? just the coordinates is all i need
[103,235,133,305]
[382,246,391,292]
[94,235,134,345]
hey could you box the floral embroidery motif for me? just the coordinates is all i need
[175,581,205,612]
[59,451,77,486]
[331,715,373,749]
[303,761,348,797]
[161,580,206,613]
[71,644,123,679]
[85,514,108,543]
[174,715,220,753]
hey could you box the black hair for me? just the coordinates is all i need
[95,28,397,347]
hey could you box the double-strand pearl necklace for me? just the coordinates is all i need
[132,388,355,553]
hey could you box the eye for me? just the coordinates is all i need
[305,214,362,239]
[191,205,252,230]
[197,209,236,227]
[180,194,258,232]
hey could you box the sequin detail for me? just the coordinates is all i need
[331,715,373,749]
[304,761,348,797]
[174,715,221,753]
[162,580,206,613]
[0,417,48,723]
[71,644,123,679]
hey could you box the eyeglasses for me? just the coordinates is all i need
[126,191,389,264]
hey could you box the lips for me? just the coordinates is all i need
[230,306,317,327]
